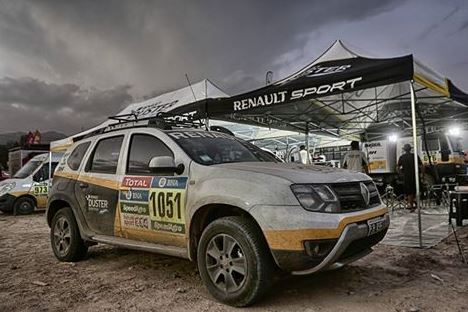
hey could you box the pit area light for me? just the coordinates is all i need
[388,133,398,143]
[448,126,461,136]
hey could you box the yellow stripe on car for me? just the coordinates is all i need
[264,207,388,251]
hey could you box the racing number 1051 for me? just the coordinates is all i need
[150,191,182,219]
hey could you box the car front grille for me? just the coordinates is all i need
[331,181,381,212]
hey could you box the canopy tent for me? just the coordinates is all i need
[197,40,468,248]
[50,79,228,152]
[198,40,468,140]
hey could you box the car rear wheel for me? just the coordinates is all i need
[197,216,275,307]
[50,207,88,262]
[14,197,35,215]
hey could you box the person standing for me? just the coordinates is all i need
[342,141,369,174]
[298,145,311,165]
[397,144,423,211]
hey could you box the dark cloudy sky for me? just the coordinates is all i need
[0,0,467,134]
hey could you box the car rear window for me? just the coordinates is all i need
[87,136,124,174]
[67,142,91,171]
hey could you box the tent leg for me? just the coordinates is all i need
[205,116,210,131]
[48,151,52,195]
[305,123,310,164]
[410,80,423,248]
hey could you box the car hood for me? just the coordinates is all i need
[0,177,31,187]
[215,162,370,184]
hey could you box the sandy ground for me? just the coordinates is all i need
[0,212,467,312]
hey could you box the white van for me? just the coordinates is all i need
[0,153,62,214]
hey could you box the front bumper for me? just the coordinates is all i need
[0,193,16,212]
[250,204,389,272]
[291,216,389,274]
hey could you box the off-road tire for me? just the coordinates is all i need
[197,216,275,307]
[13,197,35,215]
[50,207,88,262]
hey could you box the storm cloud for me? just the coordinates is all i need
[0,77,132,133]
[0,0,467,134]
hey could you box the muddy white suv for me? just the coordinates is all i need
[47,121,389,306]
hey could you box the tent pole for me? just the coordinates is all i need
[205,97,210,131]
[410,80,423,248]
[205,116,210,131]
[48,151,52,194]
[305,123,310,164]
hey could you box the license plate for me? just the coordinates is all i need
[367,217,386,236]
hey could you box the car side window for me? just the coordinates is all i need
[67,142,91,171]
[87,136,124,174]
[127,134,174,174]
[33,162,59,182]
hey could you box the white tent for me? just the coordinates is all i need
[50,79,228,152]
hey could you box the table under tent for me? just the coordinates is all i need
[188,40,468,248]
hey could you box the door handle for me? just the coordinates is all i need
[79,182,89,189]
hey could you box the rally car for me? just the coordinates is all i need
[46,120,389,306]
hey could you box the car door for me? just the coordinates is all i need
[75,135,124,236]
[118,132,189,248]
[31,161,59,208]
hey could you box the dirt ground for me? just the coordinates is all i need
[0,213,467,312]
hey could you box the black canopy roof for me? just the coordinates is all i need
[181,41,468,140]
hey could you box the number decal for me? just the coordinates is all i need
[33,185,48,195]
[150,191,183,220]
[148,177,188,234]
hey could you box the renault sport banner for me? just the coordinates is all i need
[206,55,414,116]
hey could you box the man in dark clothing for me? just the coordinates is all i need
[397,144,423,211]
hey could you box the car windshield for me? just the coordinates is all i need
[166,131,278,165]
[13,160,42,179]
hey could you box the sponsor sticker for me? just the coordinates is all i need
[120,202,149,215]
[119,189,149,202]
[122,213,150,230]
[149,176,188,234]
[151,220,185,234]
[122,176,153,188]
[151,177,187,189]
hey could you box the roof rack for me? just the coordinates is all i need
[74,112,206,142]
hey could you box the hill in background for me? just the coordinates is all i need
[0,131,67,145]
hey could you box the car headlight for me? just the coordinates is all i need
[0,182,16,196]
[291,184,340,212]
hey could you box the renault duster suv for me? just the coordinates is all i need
[47,121,389,306]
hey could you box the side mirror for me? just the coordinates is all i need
[149,156,184,175]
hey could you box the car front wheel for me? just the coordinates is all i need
[197,216,275,307]
[50,207,88,262]
[14,197,35,215]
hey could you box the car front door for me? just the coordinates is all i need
[31,162,58,208]
[118,132,188,248]
[75,135,124,236]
